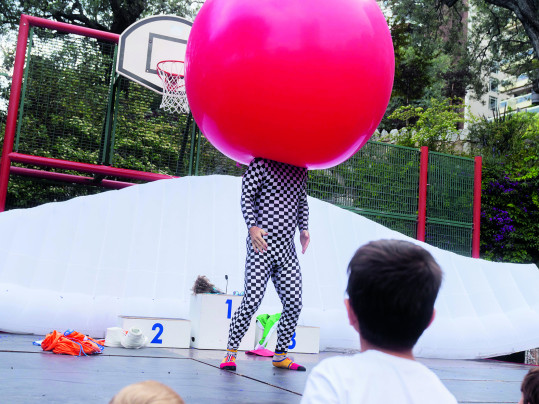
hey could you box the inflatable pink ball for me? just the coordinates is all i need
[185,0,394,169]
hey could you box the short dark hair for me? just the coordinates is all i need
[346,239,443,351]
[522,368,539,404]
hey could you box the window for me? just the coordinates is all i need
[489,96,498,111]
[489,78,499,93]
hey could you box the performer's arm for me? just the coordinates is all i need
[241,158,268,253]
[298,171,310,254]
[298,171,309,232]
[241,158,266,228]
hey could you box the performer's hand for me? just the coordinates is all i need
[300,230,310,254]
[249,226,268,253]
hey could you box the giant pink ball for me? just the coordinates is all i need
[185,0,394,169]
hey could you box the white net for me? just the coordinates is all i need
[157,60,189,114]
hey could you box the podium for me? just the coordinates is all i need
[189,294,256,350]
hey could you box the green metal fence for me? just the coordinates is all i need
[5,26,476,256]
[307,142,420,238]
[426,152,475,255]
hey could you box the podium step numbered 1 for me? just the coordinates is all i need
[189,294,256,350]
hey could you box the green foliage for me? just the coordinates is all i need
[389,24,434,105]
[468,111,539,167]
[387,98,467,152]
[468,112,539,264]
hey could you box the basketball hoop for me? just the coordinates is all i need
[156,60,189,114]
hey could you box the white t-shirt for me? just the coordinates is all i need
[301,350,457,404]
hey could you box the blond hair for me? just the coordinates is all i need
[109,380,185,404]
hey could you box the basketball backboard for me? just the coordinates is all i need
[116,15,192,94]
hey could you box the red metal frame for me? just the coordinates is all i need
[416,146,429,242]
[20,15,119,42]
[10,153,175,182]
[0,15,181,211]
[10,167,134,189]
[472,156,482,258]
[0,15,31,211]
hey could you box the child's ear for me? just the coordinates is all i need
[427,308,436,329]
[344,299,360,332]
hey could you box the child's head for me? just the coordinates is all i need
[346,239,442,352]
[520,368,539,404]
[109,380,185,404]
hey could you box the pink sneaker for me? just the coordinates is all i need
[220,353,237,370]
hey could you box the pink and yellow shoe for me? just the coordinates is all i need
[220,352,237,371]
[272,352,306,371]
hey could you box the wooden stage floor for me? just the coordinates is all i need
[0,333,531,403]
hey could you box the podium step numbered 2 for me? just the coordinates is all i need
[119,316,191,348]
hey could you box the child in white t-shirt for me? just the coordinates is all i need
[301,239,457,404]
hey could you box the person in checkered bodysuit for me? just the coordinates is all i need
[220,157,310,372]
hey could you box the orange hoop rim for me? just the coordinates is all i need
[156,60,185,78]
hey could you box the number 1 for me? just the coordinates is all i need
[225,299,232,319]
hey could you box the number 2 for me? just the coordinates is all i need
[151,323,164,344]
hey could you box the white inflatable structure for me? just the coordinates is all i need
[1,175,538,359]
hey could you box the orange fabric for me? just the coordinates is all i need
[41,330,105,356]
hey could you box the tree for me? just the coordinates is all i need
[387,98,468,152]
[379,0,473,131]
[382,0,471,101]
[0,0,202,35]
[384,0,538,100]
[443,0,537,96]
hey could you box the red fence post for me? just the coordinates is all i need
[472,156,482,258]
[0,15,31,212]
[417,146,428,241]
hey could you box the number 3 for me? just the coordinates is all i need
[289,332,296,350]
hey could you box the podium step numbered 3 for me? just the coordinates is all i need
[254,324,320,354]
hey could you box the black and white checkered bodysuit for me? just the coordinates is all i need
[227,158,309,352]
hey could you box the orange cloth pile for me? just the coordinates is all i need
[41,330,105,356]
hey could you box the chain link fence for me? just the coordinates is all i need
[5,26,476,256]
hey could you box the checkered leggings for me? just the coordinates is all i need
[227,246,303,352]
